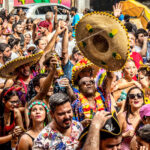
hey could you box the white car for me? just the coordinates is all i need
[12,3,70,21]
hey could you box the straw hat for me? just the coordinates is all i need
[75,12,130,71]
[71,58,99,85]
[0,51,43,78]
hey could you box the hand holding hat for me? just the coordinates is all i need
[75,12,129,71]
[79,111,121,143]
[91,111,112,130]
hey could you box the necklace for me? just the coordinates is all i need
[79,92,104,119]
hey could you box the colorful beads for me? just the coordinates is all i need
[86,24,93,33]
[112,52,122,60]
[28,101,49,115]
[79,41,86,48]
[109,29,118,38]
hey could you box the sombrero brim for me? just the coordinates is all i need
[75,12,130,71]
[0,51,43,78]
[72,62,99,85]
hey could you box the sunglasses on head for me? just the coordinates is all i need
[128,93,143,99]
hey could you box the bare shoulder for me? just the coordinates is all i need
[20,133,31,142]
[117,112,125,121]
[18,132,32,149]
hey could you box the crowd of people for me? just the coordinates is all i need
[0,3,150,150]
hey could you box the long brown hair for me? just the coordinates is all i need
[125,87,144,125]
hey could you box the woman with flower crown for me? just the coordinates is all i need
[18,100,49,150]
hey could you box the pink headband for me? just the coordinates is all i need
[4,87,22,97]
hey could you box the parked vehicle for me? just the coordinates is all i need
[11,3,70,21]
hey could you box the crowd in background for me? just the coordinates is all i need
[0,3,150,150]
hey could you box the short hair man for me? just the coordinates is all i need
[70,7,80,37]
[135,28,148,62]
[10,21,25,48]
[0,43,18,65]
[33,93,83,150]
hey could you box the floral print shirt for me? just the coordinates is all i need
[32,120,83,150]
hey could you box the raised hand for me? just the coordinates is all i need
[56,21,66,35]
[91,110,112,130]
[113,3,122,18]
[54,6,58,12]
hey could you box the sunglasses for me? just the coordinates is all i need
[80,80,95,86]
[128,93,143,99]
[9,100,20,105]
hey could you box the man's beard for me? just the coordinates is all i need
[81,89,96,97]
[54,116,72,130]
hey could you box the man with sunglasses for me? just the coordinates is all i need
[72,76,105,125]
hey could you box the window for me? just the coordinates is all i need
[55,6,69,15]
[36,6,53,15]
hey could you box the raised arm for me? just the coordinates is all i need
[53,6,58,30]
[66,10,70,23]
[39,22,66,68]
[139,36,148,57]
[62,26,69,65]
[33,56,57,101]
[43,21,66,52]
[32,19,41,43]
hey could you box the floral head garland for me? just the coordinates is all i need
[4,87,22,97]
[28,101,49,115]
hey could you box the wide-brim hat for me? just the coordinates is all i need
[75,12,130,71]
[139,63,150,75]
[71,58,99,85]
[79,111,121,145]
[0,51,43,78]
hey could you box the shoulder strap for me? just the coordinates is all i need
[24,133,35,141]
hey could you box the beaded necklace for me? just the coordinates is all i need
[79,92,104,119]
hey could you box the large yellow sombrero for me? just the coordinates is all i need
[75,12,130,71]
[0,51,43,78]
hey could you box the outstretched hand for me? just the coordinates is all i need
[113,3,122,18]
